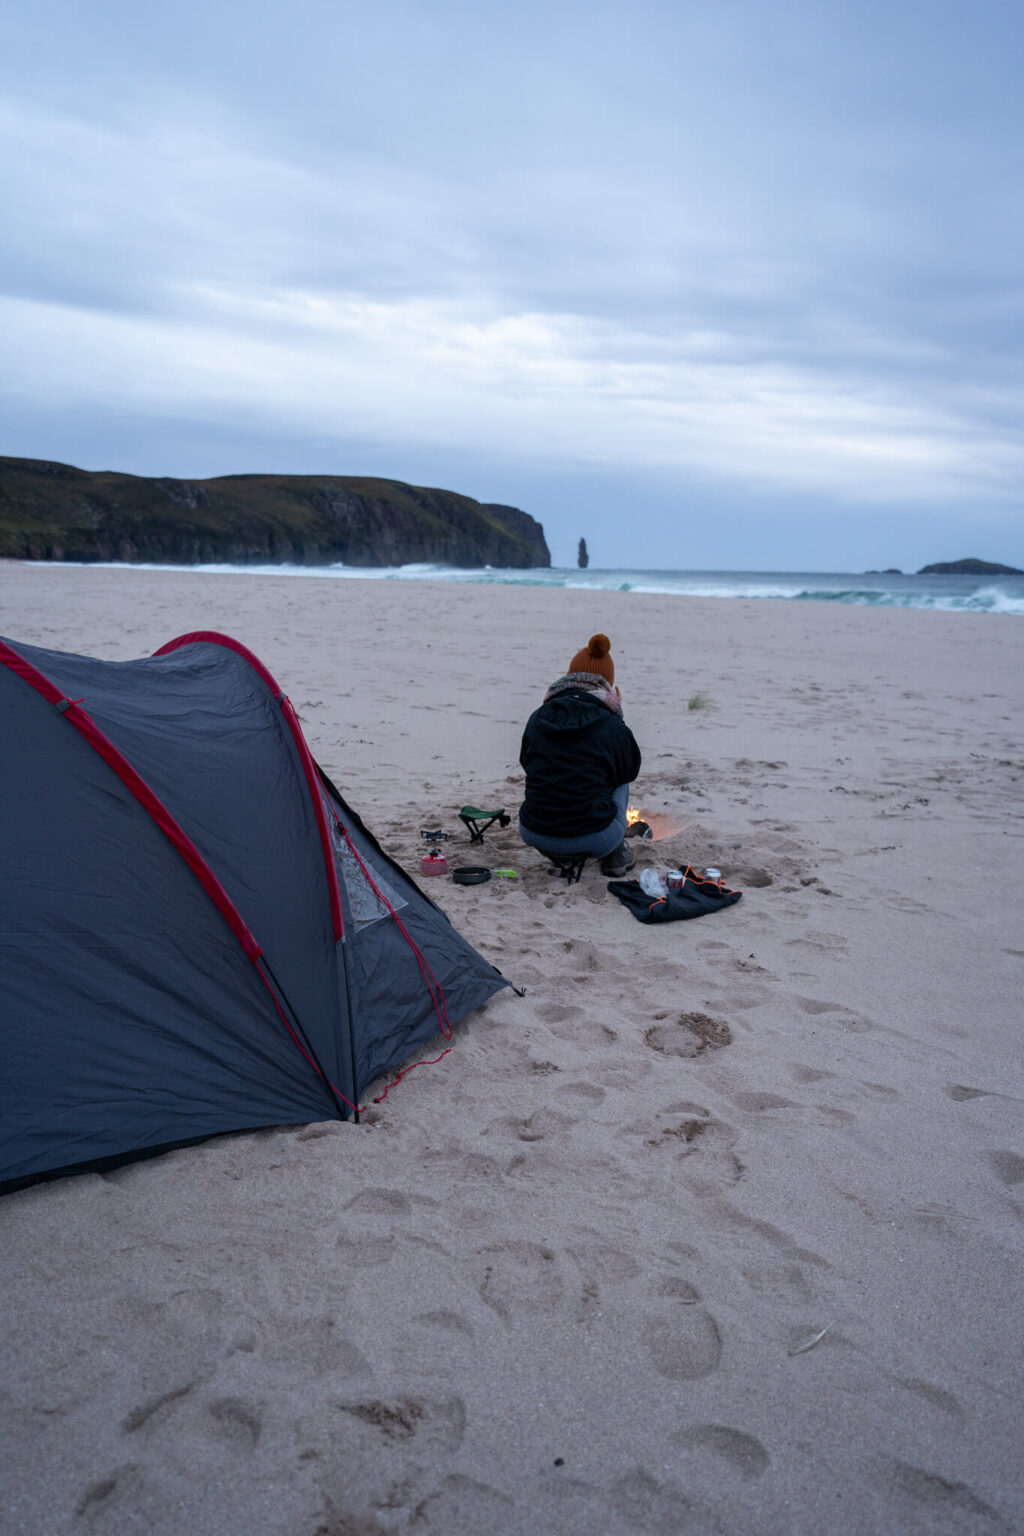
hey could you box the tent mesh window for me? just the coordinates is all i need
[323,792,408,929]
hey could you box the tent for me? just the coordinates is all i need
[0,630,508,1189]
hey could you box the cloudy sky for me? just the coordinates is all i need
[2,0,1021,569]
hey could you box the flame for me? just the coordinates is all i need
[626,805,641,826]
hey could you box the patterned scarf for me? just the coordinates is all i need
[543,672,623,715]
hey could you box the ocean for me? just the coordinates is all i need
[67,562,1024,614]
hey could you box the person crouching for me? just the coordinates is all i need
[518,633,642,878]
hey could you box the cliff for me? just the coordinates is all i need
[0,458,551,569]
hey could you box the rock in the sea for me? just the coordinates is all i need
[0,457,551,569]
[917,557,1023,576]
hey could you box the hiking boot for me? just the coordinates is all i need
[600,841,636,878]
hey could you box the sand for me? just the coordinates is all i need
[1,561,1022,1536]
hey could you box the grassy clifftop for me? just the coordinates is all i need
[0,458,551,569]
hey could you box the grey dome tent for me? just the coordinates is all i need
[0,631,508,1190]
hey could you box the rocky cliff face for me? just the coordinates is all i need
[0,458,551,569]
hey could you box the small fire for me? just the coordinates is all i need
[626,805,642,826]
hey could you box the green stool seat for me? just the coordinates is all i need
[459,806,512,843]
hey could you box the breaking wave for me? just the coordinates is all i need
[37,561,1024,613]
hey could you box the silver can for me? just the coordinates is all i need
[666,869,686,891]
[703,866,722,883]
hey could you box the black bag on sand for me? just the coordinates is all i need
[608,869,742,924]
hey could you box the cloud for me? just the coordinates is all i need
[1,0,1022,556]
[5,279,1020,507]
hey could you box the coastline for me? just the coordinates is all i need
[2,561,1022,1535]
[9,556,1024,612]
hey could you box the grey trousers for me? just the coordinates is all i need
[518,783,630,859]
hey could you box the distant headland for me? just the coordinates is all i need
[0,457,551,570]
[865,558,1023,577]
[916,557,1023,576]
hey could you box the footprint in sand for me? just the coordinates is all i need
[711,1202,832,1276]
[643,1308,723,1379]
[258,1316,371,1379]
[739,1256,816,1301]
[671,1423,770,1478]
[880,1459,1002,1531]
[412,1309,475,1338]
[785,930,849,956]
[485,1106,579,1143]
[541,1010,620,1046]
[336,1394,466,1452]
[730,1091,800,1113]
[792,996,876,1032]
[656,1275,701,1303]
[703,981,772,1011]
[794,995,847,1015]
[555,1080,606,1102]
[644,1013,732,1057]
[608,1468,696,1535]
[75,1466,142,1521]
[860,1081,901,1101]
[406,1474,514,1536]
[121,1381,197,1435]
[533,1002,584,1023]
[730,866,774,887]
[421,1144,505,1185]
[567,1237,642,1286]
[559,938,602,971]
[345,1187,415,1214]
[647,1105,745,1190]
[790,1064,837,1084]
[476,1241,565,1320]
[207,1396,263,1449]
[336,1234,396,1268]
[987,1151,1024,1185]
[890,1377,965,1422]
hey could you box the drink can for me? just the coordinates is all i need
[703,866,722,883]
[666,869,686,891]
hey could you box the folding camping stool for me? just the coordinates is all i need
[459,806,512,844]
[546,854,588,885]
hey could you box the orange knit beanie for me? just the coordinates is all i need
[568,633,615,684]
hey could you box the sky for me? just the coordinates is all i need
[1,0,1022,570]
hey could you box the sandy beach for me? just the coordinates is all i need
[1,560,1022,1536]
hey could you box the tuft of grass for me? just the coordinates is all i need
[688,691,713,711]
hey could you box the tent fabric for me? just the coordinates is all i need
[0,632,508,1189]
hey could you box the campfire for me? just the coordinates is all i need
[625,805,653,840]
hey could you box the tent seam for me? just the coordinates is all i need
[152,631,344,941]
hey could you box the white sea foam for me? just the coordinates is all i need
[28,561,1024,612]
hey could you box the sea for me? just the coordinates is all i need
[72,562,1024,614]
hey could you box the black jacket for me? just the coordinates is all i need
[519,690,642,838]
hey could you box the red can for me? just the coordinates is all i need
[666,868,686,891]
[421,853,448,876]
